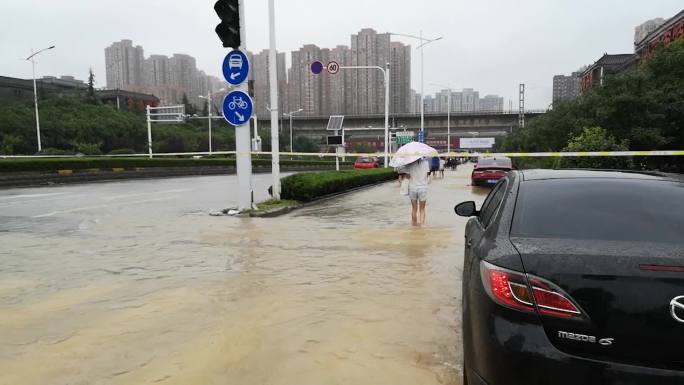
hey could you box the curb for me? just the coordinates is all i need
[246,179,395,218]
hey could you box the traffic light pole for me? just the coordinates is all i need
[235,0,253,211]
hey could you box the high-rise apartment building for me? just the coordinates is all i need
[461,88,479,112]
[105,40,224,107]
[480,95,504,112]
[105,40,145,90]
[635,18,666,45]
[289,45,324,116]
[329,45,352,115]
[251,49,288,118]
[349,29,391,115]
[552,72,581,105]
[390,42,411,115]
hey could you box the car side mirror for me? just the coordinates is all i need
[455,201,478,217]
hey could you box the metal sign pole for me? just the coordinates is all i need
[146,105,153,159]
[208,93,213,154]
[383,62,390,168]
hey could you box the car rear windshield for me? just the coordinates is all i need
[511,179,684,243]
[477,158,511,168]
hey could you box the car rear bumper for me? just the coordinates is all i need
[466,308,684,385]
[471,176,503,185]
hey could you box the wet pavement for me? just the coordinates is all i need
[0,166,489,385]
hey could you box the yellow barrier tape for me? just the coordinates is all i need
[3,150,684,159]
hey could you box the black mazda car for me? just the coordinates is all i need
[455,169,684,385]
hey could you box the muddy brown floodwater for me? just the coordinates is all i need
[0,165,489,385]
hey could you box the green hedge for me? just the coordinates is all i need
[0,157,351,173]
[281,169,397,202]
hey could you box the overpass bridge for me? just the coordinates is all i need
[256,110,546,146]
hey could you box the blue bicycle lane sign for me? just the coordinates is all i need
[222,90,253,126]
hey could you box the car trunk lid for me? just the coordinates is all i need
[512,238,684,370]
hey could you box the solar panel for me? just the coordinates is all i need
[326,115,345,131]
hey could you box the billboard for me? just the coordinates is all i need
[460,137,495,149]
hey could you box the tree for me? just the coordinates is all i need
[561,127,632,169]
[353,143,376,154]
[500,38,684,171]
[87,68,96,100]
[182,93,196,116]
[293,135,319,153]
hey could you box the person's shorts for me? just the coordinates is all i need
[409,187,428,202]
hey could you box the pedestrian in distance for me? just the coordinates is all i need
[439,157,446,179]
[406,157,431,226]
[430,156,440,177]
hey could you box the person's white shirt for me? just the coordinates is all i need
[439,158,445,170]
[407,158,430,189]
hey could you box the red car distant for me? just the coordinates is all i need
[353,157,380,169]
[471,157,513,186]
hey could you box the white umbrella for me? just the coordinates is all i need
[389,141,439,169]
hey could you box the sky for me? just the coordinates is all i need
[1,0,682,109]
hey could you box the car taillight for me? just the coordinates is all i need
[480,261,583,319]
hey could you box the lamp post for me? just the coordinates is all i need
[283,108,303,153]
[388,32,442,140]
[25,45,55,153]
[431,83,460,154]
[338,64,391,167]
[199,88,225,154]
[198,94,213,154]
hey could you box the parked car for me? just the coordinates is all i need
[455,169,684,385]
[353,157,380,169]
[471,156,512,186]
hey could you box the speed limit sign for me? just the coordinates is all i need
[327,61,340,75]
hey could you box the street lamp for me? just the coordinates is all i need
[431,83,460,154]
[25,45,55,153]
[199,88,226,154]
[283,108,303,153]
[388,32,442,140]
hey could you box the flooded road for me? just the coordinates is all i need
[0,166,489,385]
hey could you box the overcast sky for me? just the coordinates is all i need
[2,1,682,109]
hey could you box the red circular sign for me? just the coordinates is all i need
[327,61,340,75]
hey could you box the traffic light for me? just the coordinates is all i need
[214,0,241,49]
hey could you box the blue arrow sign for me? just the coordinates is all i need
[222,50,250,86]
[223,90,253,126]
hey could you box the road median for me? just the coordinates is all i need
[0,160,354,188]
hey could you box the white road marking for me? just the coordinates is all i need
[0,192,68,201]
[0,194,89,209]
[100,189,194,201]
[32,196,180,218]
